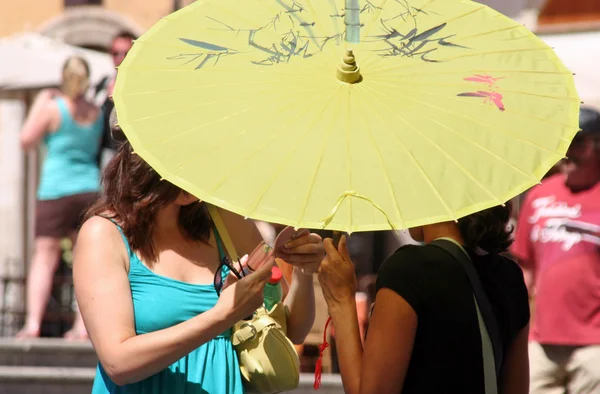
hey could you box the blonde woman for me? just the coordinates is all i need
[18,56,103,339]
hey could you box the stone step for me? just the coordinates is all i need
[0,366,95,394]
[0,366,343,394]
[0,337,97,368]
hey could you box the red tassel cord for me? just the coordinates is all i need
[314,316,332,390]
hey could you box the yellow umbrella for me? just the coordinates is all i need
[113,0,580,233]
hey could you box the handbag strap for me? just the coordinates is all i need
[231,313,281,346]
[475,296,498,394]
[431,239,503,392]
[206,204,240,262]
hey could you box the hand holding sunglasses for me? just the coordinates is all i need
[214,255,275,324]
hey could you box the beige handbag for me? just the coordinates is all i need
[208,205,301,393]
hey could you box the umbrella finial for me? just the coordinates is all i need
[336,49,362,84]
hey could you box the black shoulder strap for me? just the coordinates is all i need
[430,239,504,377]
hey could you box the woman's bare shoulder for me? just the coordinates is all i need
[79,214,117,242]
[75,215,131,274]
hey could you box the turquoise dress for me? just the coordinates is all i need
[92,223,244,394]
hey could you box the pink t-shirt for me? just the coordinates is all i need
[512,174,600,345]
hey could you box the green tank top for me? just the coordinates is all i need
[91,221,244,394]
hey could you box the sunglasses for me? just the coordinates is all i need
[213,254,260,321]
[213,255,254,296]
[213,242,275,296]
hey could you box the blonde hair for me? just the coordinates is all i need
[61,56,90,99]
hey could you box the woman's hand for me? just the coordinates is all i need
[318,235,357,309]
[277,229,324,275]
[216,256,274,323]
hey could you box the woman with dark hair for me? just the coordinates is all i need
[74,110,323,393]
[318,202,530,394]
[19,56,103,339]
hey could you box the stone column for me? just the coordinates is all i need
[0,93,27,336]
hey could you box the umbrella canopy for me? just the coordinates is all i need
[113,0,580,232]
[0,32,114,91]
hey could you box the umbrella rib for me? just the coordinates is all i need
[345,85,354,230]
[492,88,580,102]
[295,85,343,226]
[203,2,295,41]
[127,84,296,123]
[208,0,323,51]
[140,85,314,145]
[164,83,330,173]
[362,2,485,46]
[355,83,405,227]
[427,118,540,183]
[369,80,576,151]
[378,69,574,77]
[436,4,487,26]
[207,82,343,199]
[120,79,297,97]
[366,47,552,75]
[301,0,340,42]
[372,79,579,102]
[244,82,344,220]
[355,0,391,42]
[437,47,551,62]
[169,127,246,173]
[362,84,506,206]
[457,24,522,41]
[359,0,484,53]
[268,0,323,49]
[119,65,333,77]
[357,88,457,220]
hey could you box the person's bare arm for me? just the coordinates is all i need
[360,288,417,394]
[20,90,59,150]
[329,299,363,394]
[319,237,417,394]
[280,262,316,344]
[325,288,417,394]
[500,324,530,394]
[74,217,271,385]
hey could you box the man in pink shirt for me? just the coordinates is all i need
[512,107,600,394]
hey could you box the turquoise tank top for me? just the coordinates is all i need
[37,97,103,200]
[92,222,244,394]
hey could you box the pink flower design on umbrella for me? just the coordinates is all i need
[458,74,507,112]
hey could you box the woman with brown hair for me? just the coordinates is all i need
[74,110,323,393]
[18,56,103,339]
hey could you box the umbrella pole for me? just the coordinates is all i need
[332,230,342,248]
